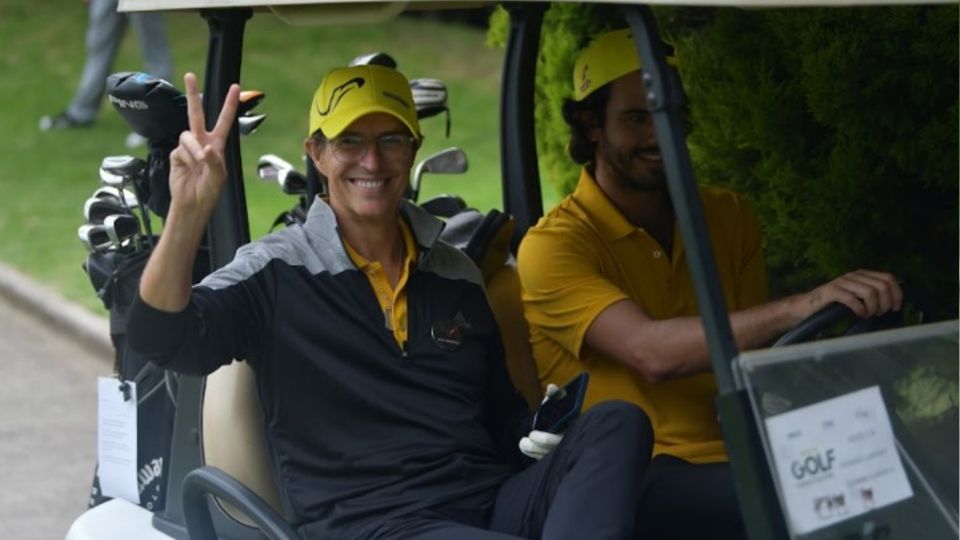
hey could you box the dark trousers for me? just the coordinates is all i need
[635,454,746,540]
[372,401,654,540]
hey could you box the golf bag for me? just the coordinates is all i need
[83,245,176,512]
[87,71,205,509]
[83,243,212,511]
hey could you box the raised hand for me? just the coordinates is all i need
[167,72,241,219]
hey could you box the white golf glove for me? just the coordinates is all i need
[519,383,565,461]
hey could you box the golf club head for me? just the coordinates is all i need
[411,78,447,110]
[104,214,142,248]
[84,196,133,224]
[258,154,294,183]
[349,52,398,68]
[92,186,139,207]
[410,78,448,122]
[99,167,125,188]
[257,154,308,195]
[239,113,266,136]
[280,169,308,195]
[102,155,147,180]
[422,147,468,175]
[411,147,468,202]
[238,90,265,116]
[78,223,114,253]
[106,72,188,141]
[420,194,468,218]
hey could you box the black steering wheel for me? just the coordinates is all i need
[772,301,906,347]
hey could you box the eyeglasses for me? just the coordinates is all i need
[325,133,417,163]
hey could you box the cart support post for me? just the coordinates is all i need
[622,6,787,539]
[500,2,547,250]
[152,9,252,539]
[202,8,253,269]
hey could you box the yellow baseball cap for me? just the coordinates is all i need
[308,64,421,140]
[572,29,677,102]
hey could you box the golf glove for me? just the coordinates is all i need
[519,384,565,461]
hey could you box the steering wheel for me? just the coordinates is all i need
[772,302,905,347]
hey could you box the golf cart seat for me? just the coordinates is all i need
[442,208,543,409]
[178,360,301,539]
[201,361,284,518]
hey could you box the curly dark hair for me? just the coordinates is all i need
[561,84,612,166]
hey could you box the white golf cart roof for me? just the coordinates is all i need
[120,0,951,11]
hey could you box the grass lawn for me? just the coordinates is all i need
[0,1,560,314]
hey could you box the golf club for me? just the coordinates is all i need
[349,52,398,68]
[84,195,134,224]
[411,146,468,202]
[101,155,147,181]
[238,90,265,116]
[410,78,450,135]
[78,223,115,253]
[239,113,267,135]
[258,154,307,195]
[104,214,143,251]
[420,195,468,218]
[99,155,154,245]
[91,186,139,207]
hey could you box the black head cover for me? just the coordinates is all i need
[106,72,188,142]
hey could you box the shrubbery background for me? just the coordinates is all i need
[491,4,958,319]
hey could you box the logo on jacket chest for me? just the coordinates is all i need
[431,311,471,351]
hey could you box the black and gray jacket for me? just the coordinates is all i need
[128,198,531,539]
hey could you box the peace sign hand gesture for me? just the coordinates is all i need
[168,72,241,221]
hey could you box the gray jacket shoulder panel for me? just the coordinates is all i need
[420,240,484,289]
[198,197,479,291]
[199,200,354,290]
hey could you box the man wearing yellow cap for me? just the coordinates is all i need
[128,65,654,539]
[518,29,902,538]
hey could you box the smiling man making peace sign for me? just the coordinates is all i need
[128,66,655,540]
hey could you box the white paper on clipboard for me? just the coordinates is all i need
[97,376,139,504]
[764,386,913,535]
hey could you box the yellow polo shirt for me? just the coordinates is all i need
[343,219,418,348]
[518,169,768,463]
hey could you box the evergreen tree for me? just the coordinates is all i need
[491,4,958,318]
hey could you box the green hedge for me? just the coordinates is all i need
[491,4,959,318]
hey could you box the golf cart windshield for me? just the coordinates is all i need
[736,321,959,539]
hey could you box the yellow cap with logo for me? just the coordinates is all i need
[308,64,421,140]
[572,29,676,102]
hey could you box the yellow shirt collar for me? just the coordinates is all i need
[343,218,418,275]
[572,168,637,242]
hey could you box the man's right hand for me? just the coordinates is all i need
[138,73,240,313]
[583,268,904,383]
[168,72,240,221]
[792,269,902,324]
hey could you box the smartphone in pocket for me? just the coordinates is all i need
[531,372,590,433]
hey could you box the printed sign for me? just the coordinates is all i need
[764,386,913,535]
[97,377,139,504]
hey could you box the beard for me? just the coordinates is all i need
[598,136,666,193]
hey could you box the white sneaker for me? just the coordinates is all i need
[125,132,147,149]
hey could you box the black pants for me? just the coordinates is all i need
[372,401,654,540]
[635,454,746,540]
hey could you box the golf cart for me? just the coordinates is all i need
[65,1,958,539]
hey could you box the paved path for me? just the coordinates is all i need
[0,291,112,540]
